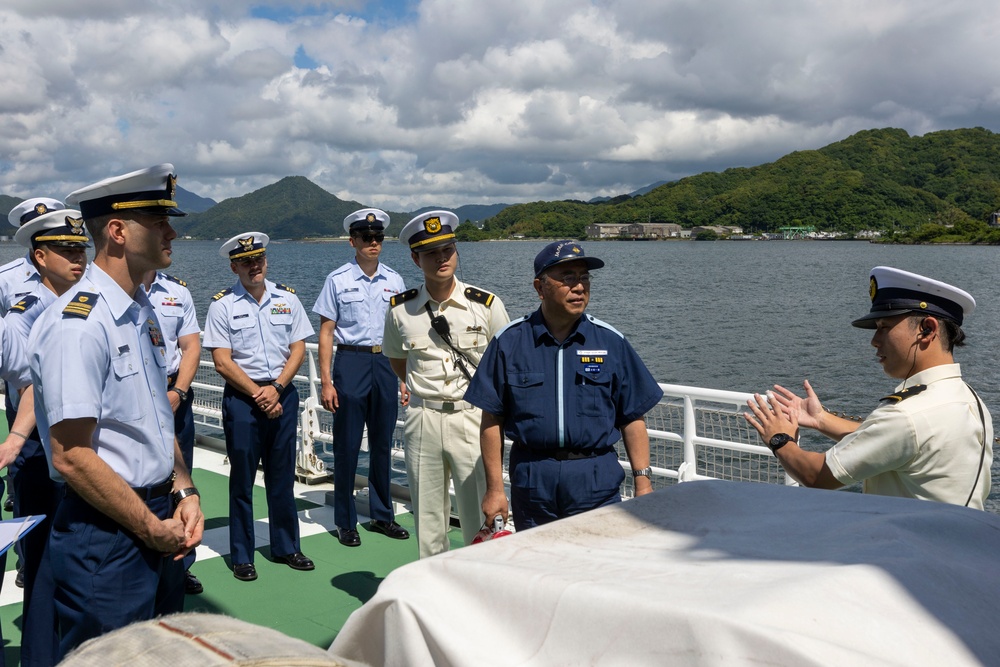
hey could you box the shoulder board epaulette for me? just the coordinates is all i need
[880,384,927,404]
[391,288,419,307]
[62,292,99,319]
[274,283,296,294]
[8,295,38,314]
[464,287,495,307]
[212,288,233,301]
[163,274,187,287]
[587,314,625,339]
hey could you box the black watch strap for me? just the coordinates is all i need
[272,381,285,394]
[170,386,189,402]
[172,487,200,504]
[768,433,796,452]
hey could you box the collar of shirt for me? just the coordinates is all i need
[16,254,40,280]
[349,258,390,284]
[529,308,589,346]
[415,279,471,313]
[895,363,962,391]
[232,278,275,306]
[88,263,152,323]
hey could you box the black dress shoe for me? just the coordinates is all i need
[275,551,315,571]
[184,571,204,594]
[338,528,361,547]
[233,563,258,581]
[369,520,410,540]
[14,569,23,588]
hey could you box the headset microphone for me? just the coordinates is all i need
[920,328,932,337]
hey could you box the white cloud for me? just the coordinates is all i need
[1,0,999,209]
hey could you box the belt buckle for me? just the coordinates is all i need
[442,401,454,411]
[372,345,382,354]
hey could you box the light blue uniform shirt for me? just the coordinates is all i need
[203,279,314,380]
[144,272,200,376]
[28,264,175,486]
[311,259,404,346]
[5,282,58,345]
[0,317,31,394]
[0,255,41,315]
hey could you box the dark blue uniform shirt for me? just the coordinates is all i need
[465,310,663,451]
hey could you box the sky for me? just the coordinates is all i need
[2,0,999,211]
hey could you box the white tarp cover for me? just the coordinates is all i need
[329,481,1000,666]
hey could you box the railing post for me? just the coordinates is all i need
[307,346,320,403]
[297,395,327,477]
[680,395,697,482]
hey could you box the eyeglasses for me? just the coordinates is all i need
[355,233,385,244]
[546,272,592,287]
[233,253,266,265]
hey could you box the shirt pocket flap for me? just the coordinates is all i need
[231,314,257,330]
[112,351,140,379]
[510,371,544,388]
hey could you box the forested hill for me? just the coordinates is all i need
[482,127,1000,239]
[173,176,392,240]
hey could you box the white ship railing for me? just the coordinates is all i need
[191,340,794,497]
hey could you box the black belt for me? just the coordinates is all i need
[248,379,276,385]
[518,446,614,461]
[67,473,175,502]
[167,372,178,387]
[337,344,383,354]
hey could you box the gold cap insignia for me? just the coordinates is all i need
[869,276,877,301]
[366,212,376,223]
[238,236,255,250]
[68,216,85,235]
[424,217,441,234]
[167,174,177,199]
[35,203,49,216]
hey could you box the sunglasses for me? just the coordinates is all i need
[233,253,266,265]
[355,233,385,244]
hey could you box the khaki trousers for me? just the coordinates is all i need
[403,405,486,558]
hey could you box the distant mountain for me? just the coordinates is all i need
[0,195,20,221]
[175,176,377,239]
[483,127,1000,238]
[176,186,216,214]
[411,203,511,226]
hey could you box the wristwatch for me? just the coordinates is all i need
[767,433,796,452]
[632,466,652,479]
[172,487,200,504]
[271,381,285,395]
[170,386,189,402]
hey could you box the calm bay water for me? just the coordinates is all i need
[3,238,998,502]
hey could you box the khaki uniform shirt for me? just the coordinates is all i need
[826,363,993,508]
[382,280,509,401]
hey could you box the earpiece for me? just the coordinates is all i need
[920,328,931,337]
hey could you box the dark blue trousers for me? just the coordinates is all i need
[49,490,183,661]
[222,384,300,565]
[332,349,398,530]
[172,387,197,572]
[508,447,624,531]
[12,438,63,667]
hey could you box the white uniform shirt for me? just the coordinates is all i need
[203,279,314,380]
[28,264,175,486]
[826,363,993,508]
[312,259,404,346]
[144,273,200,376]
[382,280,509,402]
[0,255,41,315]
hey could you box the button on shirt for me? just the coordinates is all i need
[825,363,993,508]
[382,280,509,402]
[145,273,200,375]
[203,280,314,379]
[0,255,41,315]
[28,264,175,487]
[312,260,404,346]
[465,310,664,451]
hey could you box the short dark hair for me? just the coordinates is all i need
[83,214,113,253]
[909,314,965,352]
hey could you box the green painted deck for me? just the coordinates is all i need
[0,423,461,665]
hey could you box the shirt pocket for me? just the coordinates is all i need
[508,370,546,421]
[338,291,366,325]
[405,336,447,379]
[231,313,258,349]
[455,332,488,363]
[110,351,143,422]
[575,368,614,420]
